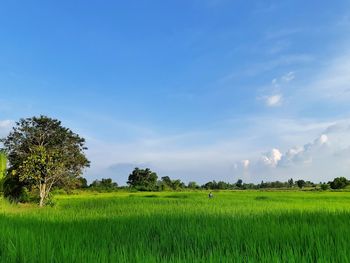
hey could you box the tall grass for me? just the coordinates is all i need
[0,152,6,192]
[1,191,350,262]
[0,151,6,179]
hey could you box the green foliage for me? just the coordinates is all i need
[1,116,90,206]
[235,179,243,188]
[0,151,7,191]
[320,183,330,190]
[329,177,349,189]
[296,180,306,189]
[90,178,118,191]
[159,176,185,191]
[187,181,199,189]
[127,168,158,191]
[1,191,350,262]
[0,151,6,178]
[2,169,28,202]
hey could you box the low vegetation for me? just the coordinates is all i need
[1,191,350,262]
[1,116,349,207]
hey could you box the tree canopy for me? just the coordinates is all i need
[127,168,158,191]
[329,177,349,189]
[90,178,118,190]
[1,116,90,206]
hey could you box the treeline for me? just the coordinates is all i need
[71,168,350,192]
[1,116,350,207]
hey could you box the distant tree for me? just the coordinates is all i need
[1,116,90,206]
[90,178,118,190]
[217,181,230,190]
[100,178,118,188]
[77,177,88,188]
[242,183,258,190]
[171,179,184,190]
[127,168,158,191]
[202,181,218,190]
[187,181,199,189]
[288,178,294,188]
[161,176,172,186]
[158,176,185,191]
[55,176,88,191]
[296,180,306,189]
[320,183,330,190]
[305,181,316,187]
[329,177,349,190]
[235,179,243,188]
[160,176,172,190]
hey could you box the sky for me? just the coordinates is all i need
[1,0,350,185]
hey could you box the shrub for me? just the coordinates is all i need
[320,183,330,190]
[329,177,349,190]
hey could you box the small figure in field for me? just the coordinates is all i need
[208,192,213,199]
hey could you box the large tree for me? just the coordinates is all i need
[1,116,90,206]
[127,168,158,191]
[296,180,306,189]
[329,177,349,190]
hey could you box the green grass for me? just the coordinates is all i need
[0,152,6,182]
[1,191,350,262]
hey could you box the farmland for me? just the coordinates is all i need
[1,190,350,262]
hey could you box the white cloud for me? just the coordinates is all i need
[0,120,13,138]
[262,72,295,107]
[234,121,350,182]
[85,116,344,184]
[266,94,282,106]
[278,134,329,167]
[242,159,250,169]
[261,148,282,167]
[281,71,295,82]
[316,134,328,146]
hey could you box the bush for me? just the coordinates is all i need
[3,174,27,203]
[329,177,349,190]
[320,183,330,190]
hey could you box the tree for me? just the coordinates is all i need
[127,168,158,191]
[187,181,199,189]
[217,181,230,190]
[55,175,88,191]
[329,177,349,190]
[77,177,88,189]
[1,116,90,206]
[288,178,294,188]
[202,181,218,190]
[235,179,243,188]
[320,183,330,190]
[90,178,118,190]
[171,179,185,190]
[296,180,306,189]
[160,176,172,190]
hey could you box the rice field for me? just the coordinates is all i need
[1,190,350,262]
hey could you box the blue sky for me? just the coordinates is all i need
[1,0,350,184]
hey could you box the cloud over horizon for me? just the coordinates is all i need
[234,121,350,183]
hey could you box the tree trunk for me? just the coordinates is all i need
[39,183,46,207]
